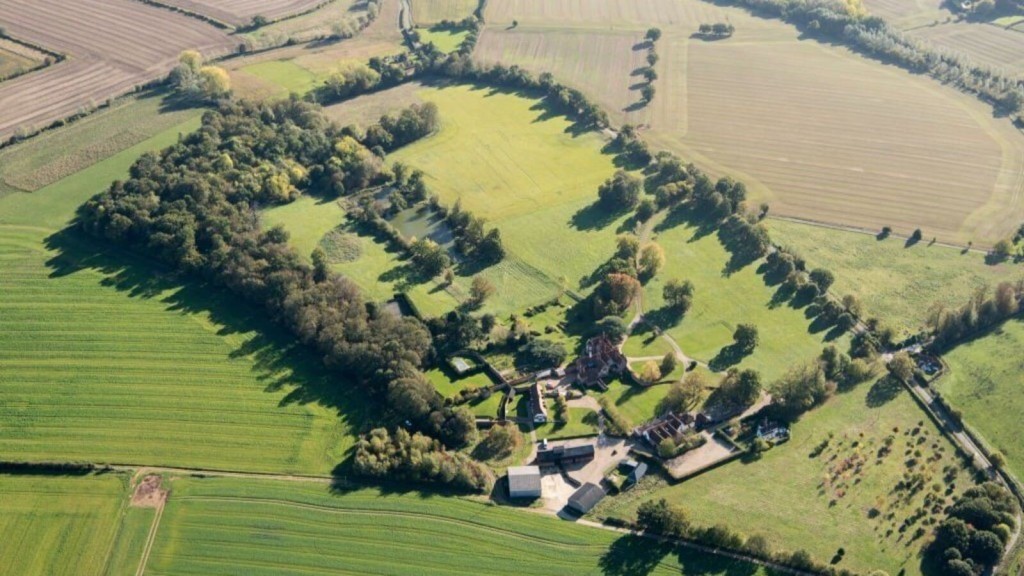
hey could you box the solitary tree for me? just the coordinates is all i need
[733,323,759,354]
[660,352,677,376]
[640,361,662,383]
[887,351,915,383]
[641,84,656,103]
[638,242,665,277]
[645,27,662,42]
[470,275,496,306]
[663,278,694,312]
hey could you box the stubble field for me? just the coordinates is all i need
[159,0,329,27]
[410,0,479,24]
[477,0,1024,246]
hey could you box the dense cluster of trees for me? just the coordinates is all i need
[715,367,762,408]
[597,170,642,211]
[698,22,737,37]
[663,278,695,313]
[770,345,873,420]
[169,50,230,103]
[354,428,492,493]
[312,54,412,105]
[927,282,1022,350]
[78,99,477,452]
[926,482,1018,575]
[723,0,1023,116]
[444,201,505,264]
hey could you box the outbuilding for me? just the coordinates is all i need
[507,466,542,499]
[567,482,606,514]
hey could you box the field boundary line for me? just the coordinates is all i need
[128,0,235,30]
[766,214,989,253]
[106,464,335,483]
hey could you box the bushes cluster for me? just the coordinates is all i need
[78,98,476,449]
[311,53,413,105]
[599,397,634,436]
[926,482,1018,575]
[698,23,736,37]
[355,428,493,493]
[443,201,505,263]
[769,345,873,420]
[927,282,1022,350]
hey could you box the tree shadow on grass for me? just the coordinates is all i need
[642,305,684,332]
[708,343,749,372]
[44,226,379,455]
[865,375,903,407]
[600,534,673,576]
[571,200,624,232]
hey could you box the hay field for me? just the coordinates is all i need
[0,473,130,576]
[0,91,201,197]
[410,0,478,23]
[0,0,234,140]
[480,0,1024,247]
[0,120,363,475]
[769,218,1024,337]
[160,0,328,27]
[147,476,767,575]
[860,0,946,27]
[597,379,972,576]
[938,319,1024,480]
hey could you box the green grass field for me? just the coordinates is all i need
[106,504,156,576]
[0,117,365,475]
[0,473,131,576]
[425,367,493,398]
[419,26,469,52]
[938,319,1024,480]
[147,476,768,575]
[598,378,671,425]
[644,216,842,382]
[770,219,1024,337]
[595,377,972,575]
[239,60,321,97]
[0,92,202,197]
[535,400,600,439]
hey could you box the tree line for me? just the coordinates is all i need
[78,98,482,484]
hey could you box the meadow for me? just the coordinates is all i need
[479,0,1024,247]
[595,376,973,576]
[0,117,364,475]
[769,218,1024,337]
[419,26,469,52]
[146,476,769,575]
[938,318,1024,480]
[0,473,133,576]
[643,216,842,382]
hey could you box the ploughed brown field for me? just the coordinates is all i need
[0,0,235,140]
[159,0,328,27]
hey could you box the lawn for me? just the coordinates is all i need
[467,389,506,417]
[595,377,973,576]
[937,318,1024,480]
[535,400,600,439]
[0,118,365,475]
[0,90,202,196]
[769,218,1024,338]
[147,476,769,575]
[261,195,347,259]
[644,216,842,382]
[425,367,493,398]
[418,26,468,53]
[0,473,131,576]
[598,378,672,425]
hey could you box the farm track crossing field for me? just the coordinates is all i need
[0,92,202,197]
[147,476,769,575]
[596,378,973,576]
[409,0,478,24]
[0,473,131,576]
[769,218,1024,337]
[0,119,364,475]
[481,0,1024,246]
[159,0,329,27]
[938,319,1024,481]
[0,0,234,139]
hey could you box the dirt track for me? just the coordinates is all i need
[0,0,235,139]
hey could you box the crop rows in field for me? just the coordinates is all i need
[409,0,478,24]
[909,22,1024,76]
[146,477,765,576]
[0,116,362,475]
[0,0,235,140]
[479,0,1024,246]
[160,0,328,27]
[0,473,129,576]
